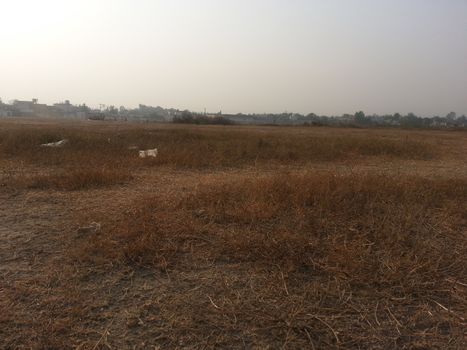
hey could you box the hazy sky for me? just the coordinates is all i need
[1,0,466,116]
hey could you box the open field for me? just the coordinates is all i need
[0,118,466,349]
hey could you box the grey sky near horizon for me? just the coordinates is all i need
[1,0,466,116]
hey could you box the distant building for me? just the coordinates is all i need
[54,100,75,114]
[12,100,36,115]
[88,112,106,121]
[11,99,52,116]
[54,100,88,118]
[33,103,53,117]
[0,103,13,117]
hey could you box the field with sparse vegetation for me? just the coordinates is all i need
[0,118,466,349]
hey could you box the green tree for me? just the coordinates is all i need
[446,112,456,120]
[354,111,367,124]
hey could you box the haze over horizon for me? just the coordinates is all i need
[1,0,466,116]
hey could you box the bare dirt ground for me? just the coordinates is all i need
[0,118,466,349]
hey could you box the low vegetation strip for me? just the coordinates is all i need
[77,172,466,348]
[2,167,131,191]
[0,127,436,170]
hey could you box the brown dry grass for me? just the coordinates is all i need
[0,119,466,349]
[3,167,132,191]
[72,172,466,348]
[0,124,439,193]
[0,125,436,169]
[0,124,437,190]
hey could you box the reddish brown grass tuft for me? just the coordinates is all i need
[72,172,466,347]
[105,172,466,274]
[0,126,437,170]
[3,167,131,191]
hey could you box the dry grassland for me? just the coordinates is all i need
[0,118,466,349]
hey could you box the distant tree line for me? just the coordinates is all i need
[1,96,465,128]
[223,111,467,128]
[173,110,235,125]
[349,111,466,128]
